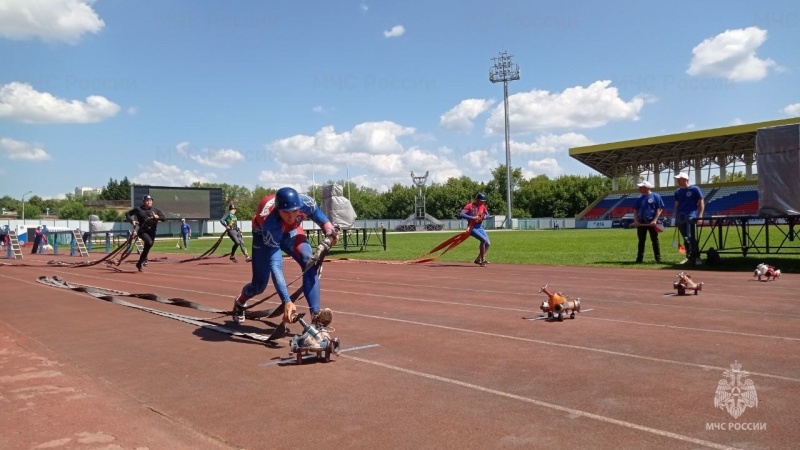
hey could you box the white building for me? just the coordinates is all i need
[74,186,103,197]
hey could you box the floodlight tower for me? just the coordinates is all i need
[490,51,520,229]
[411,171,429,229]
[21,190,33,225]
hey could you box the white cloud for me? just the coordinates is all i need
[687,27,776,82]
[360,3,369,12]
[132,161,216,187]
[463,149,497,178]
[485,80,645,134]
[383,25,405,38]
[0,0,104,43]
[172,142,244,168]
[440,99,495,133]
[312,105,332,114]
[268,121,415,164]
[510,133,593,155]
[261,121,469,192]
[175,141,190,157]
[522,158,562,179]
[190,148,245,169]
[0,137,52,161]
[783,103,800,116]
[0,82,120,124]
[256,170,314,194]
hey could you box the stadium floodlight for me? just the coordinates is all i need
[490,51,520,229]
[21,190,33,224]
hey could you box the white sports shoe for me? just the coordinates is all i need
[232,297,246,324]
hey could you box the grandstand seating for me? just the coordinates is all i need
[582,193,627,219]
[704,184,759,215]
[581,183,759,220]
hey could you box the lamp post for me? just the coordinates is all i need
[489,51,520,229]
[21,190,33,225]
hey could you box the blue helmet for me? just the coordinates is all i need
[475,193,487,201]
[275,187,302,211]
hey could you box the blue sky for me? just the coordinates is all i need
[1,0,799,199]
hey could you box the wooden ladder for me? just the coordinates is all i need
[71,229,89,257]
[7,230,23,259]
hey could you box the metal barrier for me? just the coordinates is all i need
[308,227,387,251]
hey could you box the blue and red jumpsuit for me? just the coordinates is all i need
[236,194,334,314]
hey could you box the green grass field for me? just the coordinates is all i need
[140,227,800,273]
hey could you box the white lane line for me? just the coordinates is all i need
[42,267,800,319]
[586,316,800,341]
[21,271,800,381]
[341,311,800,383]
[324,285,800,319]
[326,288,800,339]
[343,354,740,450]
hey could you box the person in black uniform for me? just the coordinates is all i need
[126,195,165,272]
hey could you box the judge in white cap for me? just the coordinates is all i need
[673,172,705,265]
[633,180,664,263]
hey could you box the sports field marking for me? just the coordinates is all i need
[319,277,800,318]
[19,270,800,381]
[65,264,798,319]
[31,269,800,342]
[585,316,800,341]
[343,354,741,450]
[326,288,800,338]
[338,310,800,383]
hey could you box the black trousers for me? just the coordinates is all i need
[637,226,661,261]
[676,217,700,260]
[138,232,155,264]
[31,234,42,254]
[226,228,247,256]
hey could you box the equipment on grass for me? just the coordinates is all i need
[673,272,703,295]
[288,313,340,364]
[537,285,581,321]
[754,263,781,281]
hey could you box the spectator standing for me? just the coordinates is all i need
[633,181,664,263]
[673,172,705,265]
[180,219,191,249]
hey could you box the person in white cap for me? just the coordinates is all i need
[673,172,705,265]
[633,180,664,263]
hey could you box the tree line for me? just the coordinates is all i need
[2,169,619,221]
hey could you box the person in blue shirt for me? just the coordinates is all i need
[179,218,191,249]
[459,193,492,266]
[633,181,664,263]
[673,172,705,265]
[231,187,338,328]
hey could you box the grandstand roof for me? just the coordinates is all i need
[569,117,800,178]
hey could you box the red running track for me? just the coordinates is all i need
[1,252,798,449]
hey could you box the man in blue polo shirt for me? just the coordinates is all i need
[633,180,664,263]
[673,172,705,265]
